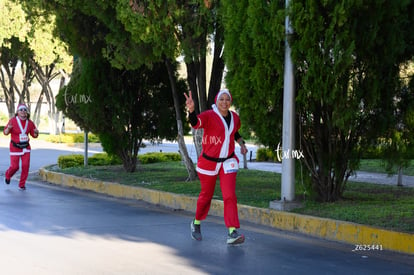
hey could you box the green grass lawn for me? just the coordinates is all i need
[54,161,414,234]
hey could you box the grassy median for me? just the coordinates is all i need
[52,160,414,234]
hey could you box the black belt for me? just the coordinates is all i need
[202,152,234,162]
[11,140,29,149]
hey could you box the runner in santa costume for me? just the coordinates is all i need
[184,89,248,245]
[3,103,39,190]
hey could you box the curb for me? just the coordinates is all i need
[39,167,413,255]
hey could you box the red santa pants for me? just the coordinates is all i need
[196,168,240,228]
[6,153,31,188]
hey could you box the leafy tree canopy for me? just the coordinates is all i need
[21,0,189,172]
[223,0,414,201]
[222,0,286,147]
[0,0,30,47]
[56,57,187,172]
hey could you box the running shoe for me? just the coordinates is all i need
[227,230,245,245]
[190,220,202,241]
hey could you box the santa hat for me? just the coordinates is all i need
[17,103,28,112]
[214,88,232,105]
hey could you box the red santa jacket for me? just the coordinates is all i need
[4,116,38,156]
[193,105,241,175]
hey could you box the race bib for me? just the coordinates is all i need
[19,133,29,143]
[223,158,239,174]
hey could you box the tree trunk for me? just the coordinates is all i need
[19,61,33,107]
[192,128,203,160]
[198,56,208,111]
[187,61,203,159]
[1,62,17,117]
[121,152,138,173]
[207,24,225,107]
[165,58,197,181]
[33,90,44,127]
[48,111,60,135]
[301,116,354,202]
[182,20,226,162]
[186,62,200,114]
[30,61,63,134]
[56,75,67,134]
[397,166,403,186]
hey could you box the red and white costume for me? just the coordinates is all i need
[4,106,38,188]
[192,91,242,229]
[195,106,241,175]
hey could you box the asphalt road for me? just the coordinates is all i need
[0,138,413,274]
[0,180,413,275]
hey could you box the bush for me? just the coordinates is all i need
[256,147,279,162]
[361,145,384,159]
[58,154,84,169]
[88,153,122,166]
[57,152,181,168]
[138,152,181,164]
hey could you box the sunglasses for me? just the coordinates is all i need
[18,108,28,112]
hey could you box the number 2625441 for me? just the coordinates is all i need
[352,244,383,252]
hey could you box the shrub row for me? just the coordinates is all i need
[256,147,280,162]
[47,133,100,143]
[58,152,181,169]
[139,152,181,164]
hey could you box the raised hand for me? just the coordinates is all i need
[184,91,195,113]
[4,123,13,135]
[240,144,248,155]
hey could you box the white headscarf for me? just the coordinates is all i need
[214,89,232,108]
